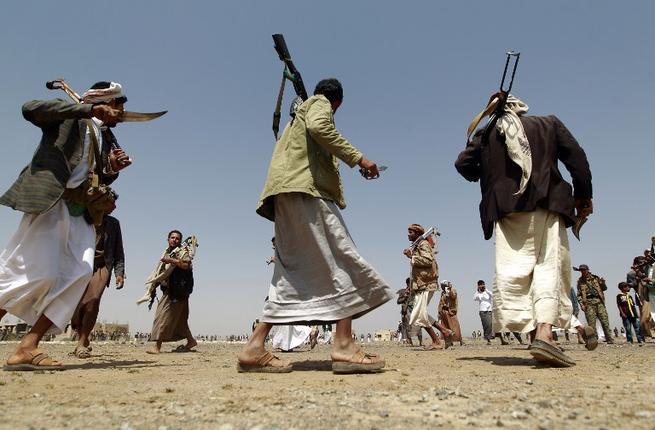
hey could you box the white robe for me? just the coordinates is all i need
[0,201,95,333]
[270,325,311,351]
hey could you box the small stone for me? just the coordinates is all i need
[378,410,389,418]
[635,411,653,418]
[567,411,579,420]
[120,423,134,430]
[496,419,504,427]
[526,379,533,385]
[537,400,552,409]
[418,393,429,403]
[511,411,528,420]
[537,420,553,430]
[517,394,528,402]
[455,388,469,399]
[431,404,441,412]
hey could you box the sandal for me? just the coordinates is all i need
[172,345,195,353]
[237,351,292,373]
[529,340,576,367]
[332,349,385,374]
[73,346,91,359]
[4,349,64,371]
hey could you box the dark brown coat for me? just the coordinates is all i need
[455,115,592,240]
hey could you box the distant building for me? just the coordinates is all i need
[0,321,31,340]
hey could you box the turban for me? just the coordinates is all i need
[81,82,126,104]
[408,224,425,235]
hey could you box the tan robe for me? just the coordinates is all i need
[149,292,192,342]
[438,287,462,342]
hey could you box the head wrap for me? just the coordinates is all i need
[81,82,126,104]
[496,95,531,195]
[408,224,425,235]
[440,280,451,288]
[467,94,531,196]
[573,264,590,272]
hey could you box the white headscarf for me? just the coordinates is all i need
[81,82,125,104]
[496,95,531,195]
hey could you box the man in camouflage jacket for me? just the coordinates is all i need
[575,264,613,344]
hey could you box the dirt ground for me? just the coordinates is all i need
[0,339,653,430]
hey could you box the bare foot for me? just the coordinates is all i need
[330,342,382,365]
[423,342,441,351]
[534,323,557,347]
[185,339,198,350]
[145,348,160,355]
[7,348,63,368]
[237,347,290,368]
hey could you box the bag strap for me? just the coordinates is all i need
[83,119,103,177]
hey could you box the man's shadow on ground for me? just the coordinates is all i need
[290,360,388,373]
[457,356,536,367]
[64,359,163,370]
[291,360,333,371]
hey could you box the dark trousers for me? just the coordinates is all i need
[479,311,493,340]
[622,316,644,343]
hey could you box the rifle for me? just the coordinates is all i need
[271,34,308,140]
[408,226,441,252]
[466,51,521,142]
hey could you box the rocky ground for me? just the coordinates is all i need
[0,339,653,430]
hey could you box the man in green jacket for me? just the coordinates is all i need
[0,82,131,370]
[239,78,393,374]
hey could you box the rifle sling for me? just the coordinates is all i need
[272,71,286,140]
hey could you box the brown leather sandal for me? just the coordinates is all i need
[4,349,64,371]
[332,349,385,374]
[237,351,292,373]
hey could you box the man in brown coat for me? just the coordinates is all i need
[404,224,453,349]
[455,92,593,367]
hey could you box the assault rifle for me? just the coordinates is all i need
[408,226,441,252]
[466,51,520,142]
[271,34,308,140]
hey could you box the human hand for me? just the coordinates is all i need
[575,198,593,219]
[108,149,132,172]
[116,275,125,290]
[161,256,176,265]
[403,248,412,258]
[92,104,122,125]
[358,158,379,179]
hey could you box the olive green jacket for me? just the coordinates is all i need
[256,95,363,221]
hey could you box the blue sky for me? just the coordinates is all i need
[0,1,653,337]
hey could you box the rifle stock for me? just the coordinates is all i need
[272,34,308,100]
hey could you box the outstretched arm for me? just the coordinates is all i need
[22,99,93,127]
